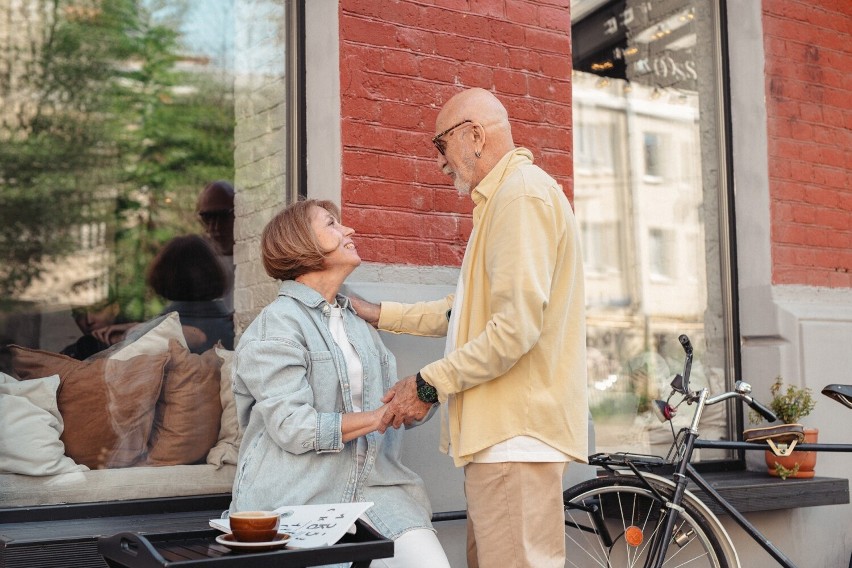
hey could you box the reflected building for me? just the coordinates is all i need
[572,0,728,454]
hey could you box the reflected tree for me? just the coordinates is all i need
[0,0,233,321]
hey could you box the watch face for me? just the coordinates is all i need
[416,378,438,404]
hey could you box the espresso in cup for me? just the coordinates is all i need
[229,510,280,542]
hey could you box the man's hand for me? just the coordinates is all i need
[378,375,433,432]
[90,322,138,345]
[349,295,381,328]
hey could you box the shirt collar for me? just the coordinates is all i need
[277,280,351,311]
[471,147,534,206]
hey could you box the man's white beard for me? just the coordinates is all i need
[454,178,471,195]
[452,153,477,195]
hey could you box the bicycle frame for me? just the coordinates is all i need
[606,333,852,568]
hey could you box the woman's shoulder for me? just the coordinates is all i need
[239,295,320,345]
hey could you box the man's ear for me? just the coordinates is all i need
[472,123,486,156]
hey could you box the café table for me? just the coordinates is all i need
[97,519,393,567]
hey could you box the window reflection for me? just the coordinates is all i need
[572,0,730,459]
[0,0,238,506]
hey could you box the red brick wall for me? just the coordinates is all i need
[763,0,851,287]
[338,0,572,266]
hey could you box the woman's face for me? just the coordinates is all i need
[309,205,360,270]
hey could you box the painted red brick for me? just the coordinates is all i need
[764,0,852,287]
[506,0,539,26]
[340,0,573,266]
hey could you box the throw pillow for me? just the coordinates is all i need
[0,373,89,475]
[11,347,168,469]
[144,339,222,466]
[206,346,242,467]
[8,311,191,469]
[90,311,186,362]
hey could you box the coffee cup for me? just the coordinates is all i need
[229,510,280,542]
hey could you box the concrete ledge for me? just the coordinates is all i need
[689,471,850,516]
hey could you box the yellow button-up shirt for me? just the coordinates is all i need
[379,148,588,466]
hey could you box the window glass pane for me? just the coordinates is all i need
[572,0,732,460]
[0,0,243,507]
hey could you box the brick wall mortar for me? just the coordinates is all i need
[763,0,852,288]
[339,0,573,267]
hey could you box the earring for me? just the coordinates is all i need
[475,150,481,158]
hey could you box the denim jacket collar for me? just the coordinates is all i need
[277,280,352,311]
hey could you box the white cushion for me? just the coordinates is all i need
[206,347,242,467]
[0,373,89,476]
[99,311,187,362]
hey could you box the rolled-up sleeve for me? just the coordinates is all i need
[378,296,453,337]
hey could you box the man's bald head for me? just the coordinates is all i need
[438,88,510,135]
[434,89,516,192]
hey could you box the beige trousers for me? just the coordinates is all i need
[464,461,567,568]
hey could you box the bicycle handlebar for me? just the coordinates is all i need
[743,394,777,422]
[665,334,780,424]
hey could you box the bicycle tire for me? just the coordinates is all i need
[564,476,735,568]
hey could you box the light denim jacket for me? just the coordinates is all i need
[229,281,434,540]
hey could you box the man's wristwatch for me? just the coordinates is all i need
[415,372,439,404]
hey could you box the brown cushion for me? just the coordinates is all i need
[143,340,222,466]
[10,346,168,469]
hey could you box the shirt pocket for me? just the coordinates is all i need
[307,350,343,410]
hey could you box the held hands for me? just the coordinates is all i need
[378,375,433,433]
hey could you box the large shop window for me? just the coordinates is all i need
[571,0,736,461]
[0,0,295,509]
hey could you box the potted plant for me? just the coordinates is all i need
[750,377,817,479]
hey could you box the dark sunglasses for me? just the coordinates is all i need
[197,208,234,224]
[431,119,472,156]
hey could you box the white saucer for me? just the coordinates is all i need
[215,532,291,552]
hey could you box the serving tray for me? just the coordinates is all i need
[97,520,392,568]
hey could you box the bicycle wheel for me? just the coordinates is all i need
[564,476,732,568]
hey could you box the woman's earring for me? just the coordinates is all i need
[475,150,481,158]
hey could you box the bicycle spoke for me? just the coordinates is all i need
[565,501,612,567]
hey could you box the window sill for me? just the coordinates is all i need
[689,471,850,515]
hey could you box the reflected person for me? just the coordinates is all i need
[196,180,235,312]
[146,234,235,352]
[60,297,131,359]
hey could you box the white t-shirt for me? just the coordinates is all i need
[326,305,367,470]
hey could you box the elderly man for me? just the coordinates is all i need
[351,87,587,568]
[196,180,235,311]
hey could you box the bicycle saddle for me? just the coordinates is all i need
[743,423,805,456]
[822,384,852,409]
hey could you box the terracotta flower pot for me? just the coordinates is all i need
[765,427,818,479]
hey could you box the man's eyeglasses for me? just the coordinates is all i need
[432,119,472,156]
[197,208,234,225]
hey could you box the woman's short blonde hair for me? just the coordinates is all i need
[261,199,340,281]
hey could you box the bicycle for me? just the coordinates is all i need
[562,334,852,568]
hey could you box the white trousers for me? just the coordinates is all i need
[368,528,450,568]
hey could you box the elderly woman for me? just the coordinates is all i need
[229,199,449,568]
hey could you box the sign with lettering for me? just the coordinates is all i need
[572,0,700,92]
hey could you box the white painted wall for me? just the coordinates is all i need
[728,2,852,566]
